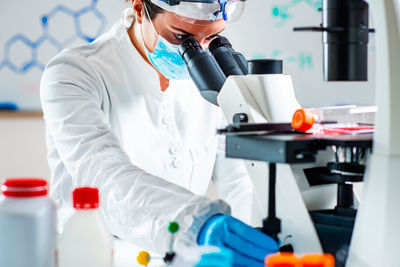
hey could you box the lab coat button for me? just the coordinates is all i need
[162,116,172,124]
[162,102,172,110]
[172,159,182,168]
[169,146,180,155]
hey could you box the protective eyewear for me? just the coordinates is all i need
[150,0,246,25]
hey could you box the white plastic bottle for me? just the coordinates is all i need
[58,187,113,267]
[0,178,56,267]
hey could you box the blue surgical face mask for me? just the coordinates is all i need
[142,5,190,80]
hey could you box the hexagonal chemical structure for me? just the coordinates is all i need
[76,8,106,43]
[46,8,77,46]
[36,38,61,70]
[6,36,35,73]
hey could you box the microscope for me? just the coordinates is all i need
[179,0,400,266]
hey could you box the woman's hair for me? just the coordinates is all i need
[125,0,165,20]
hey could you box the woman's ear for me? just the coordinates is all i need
[132,0,145,24]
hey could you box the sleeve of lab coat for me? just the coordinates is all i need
[40,51,230,252]
[211,118,254,225]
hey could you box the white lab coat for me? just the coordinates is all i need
[40,9,252,252]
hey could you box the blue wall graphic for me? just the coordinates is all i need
[0,0,107,74]
[266,0,322,70]
[272,0,322,27]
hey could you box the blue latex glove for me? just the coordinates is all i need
[170,246,233,267]
[196,247,234,267]
[197,214,279,266]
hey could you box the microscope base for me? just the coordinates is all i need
[347,154,400,267]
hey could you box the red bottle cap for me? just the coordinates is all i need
[73,187,99,209]
[1,178,48,197]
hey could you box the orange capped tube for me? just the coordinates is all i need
[291,108,315,132]
[299,254,335,267]
[265,252,300,267]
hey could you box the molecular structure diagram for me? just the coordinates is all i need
[272,0,322,27]
[0,0,107,74]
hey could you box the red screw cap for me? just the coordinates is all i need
[1,178,48,198]
[73,187,99,209]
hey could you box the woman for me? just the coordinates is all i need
[40,0,277,265]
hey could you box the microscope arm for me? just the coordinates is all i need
[370,0,400,155]
[347,1,400,266]
[217,75,301,124]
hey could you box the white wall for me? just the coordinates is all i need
[0,115,50,180]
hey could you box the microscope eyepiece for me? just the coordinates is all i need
[179,38,202,60]
[207,36,248,76]
[178,36,252,106]
[208,36,233,52]
[179,38,226,106]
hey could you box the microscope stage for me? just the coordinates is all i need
[225,132,373,164]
